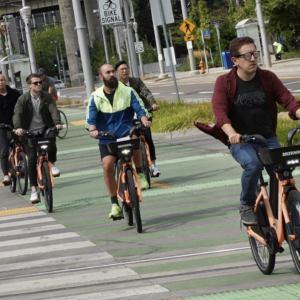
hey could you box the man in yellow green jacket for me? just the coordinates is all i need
[273,42,284,61]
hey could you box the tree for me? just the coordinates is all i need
[32,25,66,77]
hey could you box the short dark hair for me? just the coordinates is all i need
[98,63,113,76]
[229,37,256,57]
[26,73,40,84]
[115,60,128,71]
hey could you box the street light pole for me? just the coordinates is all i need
[19,5,37,73]
[57,41,66,83]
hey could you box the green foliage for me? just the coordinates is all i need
[32,25,65,77]
[141,37,157,64]
[283,51,300,59]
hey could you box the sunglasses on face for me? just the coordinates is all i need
[235,51,260,60]
[31,81,43,86]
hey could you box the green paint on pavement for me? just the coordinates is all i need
[185,283,300,300]
[57,146,97,155]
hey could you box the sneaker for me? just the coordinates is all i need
[151,165,161,177]
[50,163,60,177]
[30,191,39,204]
[239,204,258,225]
[109,204,122,219]
[2,175,10,185]
[138,173,149,190]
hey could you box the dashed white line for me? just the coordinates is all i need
[284,81,300,86]
[199,91,213,94]
[171,92,184,94]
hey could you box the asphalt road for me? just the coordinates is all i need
[59,76,300,102]
[1,108,300,299]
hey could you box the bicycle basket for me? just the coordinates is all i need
[256,144,300,167]
[28,136,56,148]
[107,138,141,154]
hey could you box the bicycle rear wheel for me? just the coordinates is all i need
[285,189,300,274]
[57,110,68,139]
[249,235,275,274]
[41,161,53,212]
[9,155,16,193]
[141,142,151,189]
[115,161,133,226]
[126,169,142,233]
[17,151,28,195]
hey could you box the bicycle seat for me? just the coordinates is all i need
[256,144,300,168]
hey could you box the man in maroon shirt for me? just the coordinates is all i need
[195,37,300,225]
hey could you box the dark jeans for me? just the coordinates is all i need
[275,53,282,60]
[0,129,10,175]
[24,128,57,187]
[230,136,281,206]
[144,127,156,161]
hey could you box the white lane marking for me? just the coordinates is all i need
[48,285,169,300]
[0,269,137,294]
[152,93,161,95]
[171,92,184,94]
[0,217,55,229]
[79,92,86,94]
[284,81,300,86]
[0,241,96,259]
[0,253,113,273]
[0,211,46,221]
[199,91,213,94]
[292,90,300,92]
[0,232,79,248]
[0,224,65,237]
[288,89,292,91]
[69,96,80,98]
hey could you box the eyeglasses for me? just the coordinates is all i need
[235,51,260,60]
[119,67,129,72]
[31,81,43,85]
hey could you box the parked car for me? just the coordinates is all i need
[54,80,66,89]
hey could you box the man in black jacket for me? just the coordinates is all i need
[0,75,21,185]
[115,61,161,177]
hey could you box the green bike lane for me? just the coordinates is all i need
[4,107,300,299]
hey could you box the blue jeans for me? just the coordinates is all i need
[230,136,281,206]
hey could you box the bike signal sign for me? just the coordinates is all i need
[98,0,123,25]
[179,19,196,35]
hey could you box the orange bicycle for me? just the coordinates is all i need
[238,130,300,275]
[1,124,28,195]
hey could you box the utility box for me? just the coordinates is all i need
[222,51,234,69]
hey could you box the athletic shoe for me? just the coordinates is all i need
[151,165,161,177]
[2,175,10,185]
[109,204,122,219]
[239,204,258,225]
[51,163,60,177]
[30,191,39,204]
[138,173,149,190]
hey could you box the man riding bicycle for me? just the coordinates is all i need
[37,68,58,102]
[85,63,151,220]
[0,75,21,185]
[115,60,161,177]
[195,37,300,226]
[14,74,63,203]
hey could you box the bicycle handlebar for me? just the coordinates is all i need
[0,123,13,131]
[96,131,117,141]
[287,126,300,146]
[22,127,58,137]
[228,134,268,148]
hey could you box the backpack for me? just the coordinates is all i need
[282,44,288,52]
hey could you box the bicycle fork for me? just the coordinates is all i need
[37,156,55,189]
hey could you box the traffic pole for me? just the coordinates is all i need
[72,0,94,95]
[215,24,224,68]
[201,30,209,73]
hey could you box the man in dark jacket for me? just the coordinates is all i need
[14,74,62,203]
[195,37,300,225]
[115,61,161,177]
[0,75,21,185]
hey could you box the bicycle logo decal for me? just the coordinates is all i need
[103,0,117,10]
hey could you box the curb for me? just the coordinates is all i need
[152,127,204,141]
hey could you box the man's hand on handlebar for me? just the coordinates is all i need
[15,128,24,136]
[141,116,151,128]
[152,104,159,111]
[90,129,99,138]
[56,124,63,131]
[228,133,242,145]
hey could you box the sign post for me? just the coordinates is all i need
[201,30,209,73]
[208,20,225,69]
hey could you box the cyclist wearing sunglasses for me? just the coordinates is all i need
[37,68,58,102]
[195,37,300,225]
[13,74,63,203]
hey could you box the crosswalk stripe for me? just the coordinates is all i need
[0,217,55,229]
[0,232,79,248]
[0,241,96,259]
[47,285,169,300]
[0,211,46,221]
[0,268,137,294]
[0,253,113,273]
[0,224,66,237]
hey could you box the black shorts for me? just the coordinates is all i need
[99,143,118,161]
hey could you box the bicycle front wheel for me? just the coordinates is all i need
[249,235,275,274]
[141,142,151,188]
[9,155,16,193]
[42,161,53,212]
[17,151,28,195]
[126,169,142,233]
[57,110,68,139]
[285,189,300,274]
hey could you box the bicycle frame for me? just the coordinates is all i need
[8,143,26,177]
[140,134,152,167]
[37,155,54,190]
[247,174,296,248]
[117,161,142,206]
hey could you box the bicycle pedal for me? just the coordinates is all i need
[278,247,284,253]
[112,216,123,221]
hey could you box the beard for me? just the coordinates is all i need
[103,76,118,89]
